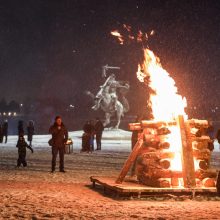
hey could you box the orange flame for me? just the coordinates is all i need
[111,30,124,45]
[137,48,187,121]
[137,49,188,181]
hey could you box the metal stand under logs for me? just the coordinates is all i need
[177,115,196,188]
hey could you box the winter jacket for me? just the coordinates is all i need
[2,122,8,135]
[94,121,104,134]
[27,125,34,141]
[16,139,33,153]
[49,123,68,148]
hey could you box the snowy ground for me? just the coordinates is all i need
[0,129,220,219]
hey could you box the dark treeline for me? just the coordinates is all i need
[0,98,20,113]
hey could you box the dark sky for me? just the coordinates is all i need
[0,0,220,116]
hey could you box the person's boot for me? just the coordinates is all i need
[59,169,65,173]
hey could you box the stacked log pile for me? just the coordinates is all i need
[129,118,217,188]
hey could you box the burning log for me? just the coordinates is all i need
[197,160,209,170]
[158,142,170,149]
[141,151,175,160]
[192,136,210,143]
[143,134,160,147]
[202,178,216,187]
[195,169,218,180]
[159,159,171,169]
[178,116,196,187]
[192,141,208,150]
[193,149,211,160]
[138,157,171,170]
[190,128,202,137]
[171,177,180,187]
[116,135,144,184]
[138,175,171,187]
[157,127,171,135]
[188,119,209,129]
[142,169,183,179]
[208,141,214,151]
[141,120,176,129]
[129,123,142,131]
[118,115,216,189]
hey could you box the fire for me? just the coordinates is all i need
[137,49,188,184]
[111,30,124,45]
[137,48,187,121]
[111,26,213,188]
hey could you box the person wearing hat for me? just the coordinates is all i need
[16,134,33,167]
[49,116,68,173]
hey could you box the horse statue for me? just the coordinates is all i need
[86,74,129,129]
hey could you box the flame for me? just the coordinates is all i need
[137,48,188,185]
[123,24,131,32]
[150,30,155,36]
[165,125,183,171]
[137,48,187,121]
[111,30,124,45]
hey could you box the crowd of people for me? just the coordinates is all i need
[81,118,104,153]
[2,114,220,175]
[5,116,104,173]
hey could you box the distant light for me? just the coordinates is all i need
[8,112,11,116]
[3,112,6,116]
[193,106,197,110]
[69,104,74,108]
[13,112,17,116]
[216,107,218,110]
[20,104,23,107]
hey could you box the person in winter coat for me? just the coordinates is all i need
[94,118,104,150]
[16,135,33,167]
[0,123,3,143]
[82,120,95,151]
[2,120,8,143]
[49,116,68,173]
[27,120,34,147]
[18,120,24,137]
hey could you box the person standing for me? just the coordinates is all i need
[49,116,68,173]
[18,120,24,137]
[27,120,34,147]
[0,123,3,143]
[3,120,8,143]
[83,120,95,151]
[94,118,104,150]
[16,134,33,167]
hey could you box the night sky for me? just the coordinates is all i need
[1,0,220,119]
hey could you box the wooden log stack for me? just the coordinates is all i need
[128,118,217,188]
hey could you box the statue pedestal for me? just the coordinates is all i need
[102,128,131,141]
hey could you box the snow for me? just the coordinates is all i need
[4,128,132,152]
[0,129,220,219]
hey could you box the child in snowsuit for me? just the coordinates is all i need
[16,135,33,167]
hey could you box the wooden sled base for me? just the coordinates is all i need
[90,176,218,199]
